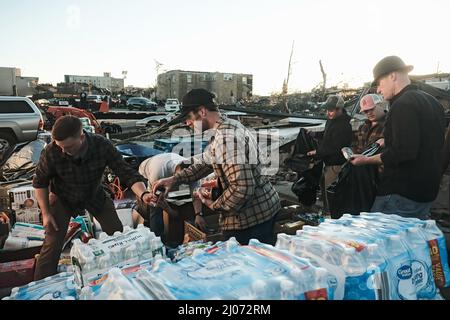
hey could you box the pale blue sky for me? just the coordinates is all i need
[1,0,450,95]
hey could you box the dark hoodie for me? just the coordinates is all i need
[316,110,353,166]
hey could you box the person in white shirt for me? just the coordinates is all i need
[134,153,206,240]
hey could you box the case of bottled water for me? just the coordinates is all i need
[146,238,331,300]
[276,212,447,300]
[70,225,165,288]
[2,272,77,300]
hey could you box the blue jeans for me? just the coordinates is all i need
[134,200,164,238]
[370,194,432,220]
[222,213,278,246]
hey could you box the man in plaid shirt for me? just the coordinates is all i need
[153,89,280,245]
[32,116,152,280]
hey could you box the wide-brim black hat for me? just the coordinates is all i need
[372,55,413,86]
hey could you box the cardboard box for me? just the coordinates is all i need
[184,214,224,244]
[8,185,37,210]
[274,219,305,235]
[0,258,36,288]
[14,208,41,225]
[277,204,301,222]
[0,180,31,210]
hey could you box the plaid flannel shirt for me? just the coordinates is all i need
[353,119,385,154]
[174,117,280,230]
[33,132,145,215]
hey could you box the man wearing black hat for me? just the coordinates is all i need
[351,56,446,219]
[307,95,353,214]
[152,88,281,245]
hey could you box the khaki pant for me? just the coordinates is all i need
[34,196,123,280]
[321,165,342,213]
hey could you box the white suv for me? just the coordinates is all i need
[164,98,180,112]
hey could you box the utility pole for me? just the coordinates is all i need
[155,60,164,101]
[319,60,327,100]
[122,71,127,83]
[282,41,294,114]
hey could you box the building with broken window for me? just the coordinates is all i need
[157,70,253,104]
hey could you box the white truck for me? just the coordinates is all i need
[164,98,180,112]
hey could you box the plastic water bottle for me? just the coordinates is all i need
[135,237,147,259]
[109,246,122,266]
[82,256,97,275]
[279,278,296,300]
[98,253,112,271]
[405,227,438,299]
[151,237,165,258]
[275,233,292,250]
[99,232,109,240]
[123,226,132,233]
[124,244,139,264]
[387,234,417,300]
[423,220,445,239]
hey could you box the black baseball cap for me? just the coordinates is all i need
[180,88,217,116]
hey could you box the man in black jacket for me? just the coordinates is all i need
[351,56,446,219]
[307,95,353,212]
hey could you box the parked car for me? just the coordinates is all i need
[86,95,103,103]
[127,97,158,111]
[135,112,177,127]
[164,98,180,112]
[118,94,135,106]
[0,96,44,157]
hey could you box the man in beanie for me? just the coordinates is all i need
[307,95,353,213]
[32,115,152,280]
[152,89,281,245]
[353,93,387,154]
[351,56,445,219]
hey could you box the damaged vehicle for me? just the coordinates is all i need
[135,112,177,128]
